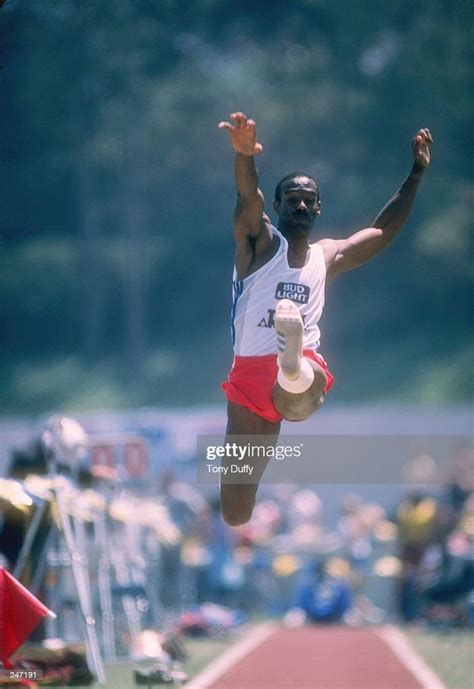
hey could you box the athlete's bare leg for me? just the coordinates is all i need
[272,371,326,422]
[221,301,327,526]
[220,401,280,526]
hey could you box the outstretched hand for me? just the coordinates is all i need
[218,112,263,156]
[412,128,433,168]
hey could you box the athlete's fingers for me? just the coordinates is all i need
[414,138,428,155]
[218,121,234,131]
[230,112,247,126]
[422,128,434,144]
[254,142,263,154]
[246,119,256,129]
[415,128,433,145]
[413,133,426,149]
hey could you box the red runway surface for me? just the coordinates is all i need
[206,626,425,689]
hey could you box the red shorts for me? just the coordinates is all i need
[222,350,334,424]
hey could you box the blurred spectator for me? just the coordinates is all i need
[288,489,323,529]
[198,497,243,605]
[395,490,438,621]
[338,494,386,568]
[402,451,438,486]
[394,447,474,626]
[421,493,474,625]
[156,469,201,609]
[444,448,474,513]
[286,559,353,625]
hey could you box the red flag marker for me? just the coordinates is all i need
[0,567,56,668]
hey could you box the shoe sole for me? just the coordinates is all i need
[275,299,303,379]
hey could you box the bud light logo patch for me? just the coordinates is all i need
[275,282,310,304]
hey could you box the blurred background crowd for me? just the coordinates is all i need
[1,421,473,655]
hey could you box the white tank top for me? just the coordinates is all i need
[231,226,326,356]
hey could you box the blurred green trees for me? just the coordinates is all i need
[1,0,472,412]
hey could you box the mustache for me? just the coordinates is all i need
[293,210,314,219]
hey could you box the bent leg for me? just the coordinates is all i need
[220,402,280,527]
[274,299,328,422]
[272,358,327,422]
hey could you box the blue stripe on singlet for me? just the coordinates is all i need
[230,279,243,347]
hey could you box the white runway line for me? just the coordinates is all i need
[183,622,277,689]
[377,625,446,689]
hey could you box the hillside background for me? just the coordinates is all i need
[1,0,472,414]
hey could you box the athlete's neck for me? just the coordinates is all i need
[280,230,311,269]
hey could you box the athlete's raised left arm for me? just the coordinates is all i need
[322,128,433,277]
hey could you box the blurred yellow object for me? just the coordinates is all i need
[23,475,54,500]
[81,489,106,513]
[461,513,474,536]
[373,555,401,577]
[110,495,181,545]
[373,520,398,542]
[180,537,210,566]
[0,478,33,513]
[272,554,301,577]
[325,557,351,578]
[397,497,437,543]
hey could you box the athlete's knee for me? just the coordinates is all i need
[283,400,322,422]
[283,409,313,422]
[274,386,325,422]
[220,487,255,527]
[222,507,252,527]
[283,402,322,422]
[221,498,254,526]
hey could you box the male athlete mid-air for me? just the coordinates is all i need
[218,112,432,526]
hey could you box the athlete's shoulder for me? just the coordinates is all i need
[315,238,341,269]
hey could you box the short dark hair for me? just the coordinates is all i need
[274,171,321,204]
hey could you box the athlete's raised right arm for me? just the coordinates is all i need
[218,112,273,250]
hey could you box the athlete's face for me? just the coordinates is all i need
[274,177,320,235]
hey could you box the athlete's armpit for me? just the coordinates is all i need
[234,189,267,240]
